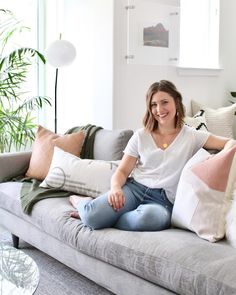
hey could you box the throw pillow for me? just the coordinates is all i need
[171,145,236,242]
[40,147,119,198]
[184,110,208,131]
[26,126,85,180]
[226,188,236,248]
[191,100,236,138]
[225,155,236,247]
[93,129,133,160]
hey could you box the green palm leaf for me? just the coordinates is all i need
[0,9,51,152]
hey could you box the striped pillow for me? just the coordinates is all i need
[40,147,119,198]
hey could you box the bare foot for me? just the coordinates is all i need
[69,195,92,208]
[70,211,80,219]
[69,195,92,219]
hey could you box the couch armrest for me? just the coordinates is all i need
[0,151,32,182]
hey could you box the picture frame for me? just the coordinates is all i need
[126,0,180,66]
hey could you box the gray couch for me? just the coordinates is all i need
[1,129,236,295]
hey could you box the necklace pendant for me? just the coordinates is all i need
[163,143,168,148]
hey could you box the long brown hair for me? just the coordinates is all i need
[143,80,185,132]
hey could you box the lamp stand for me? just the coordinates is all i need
[54,68,58,133]
[46,36,76,134]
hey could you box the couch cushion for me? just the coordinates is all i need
[1,181,236,294]
[93,129,133,160]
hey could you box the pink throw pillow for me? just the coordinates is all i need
[26,125,85,180]
[172,145,236,242]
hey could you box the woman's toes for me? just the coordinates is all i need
[70,211,80,219]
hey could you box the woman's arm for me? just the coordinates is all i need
[108,154,137,211]
[203,134,236,150]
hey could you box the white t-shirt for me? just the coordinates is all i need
[123,125,210,203]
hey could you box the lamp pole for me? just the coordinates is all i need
[45,38,76,133]
[54,34,61,134]
[54,68,59,133]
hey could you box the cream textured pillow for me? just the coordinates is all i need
[184,110,208,131]
[226,188,236,248]
[26,126,85,180]
[40,147,119,198]
[172,145,236,242]
[191,100,236,138]
[225,155,236,247]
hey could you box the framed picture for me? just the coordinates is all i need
[126,0,180,66]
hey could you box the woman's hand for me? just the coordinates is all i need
[108,154,137,211]
[108,188,125,211]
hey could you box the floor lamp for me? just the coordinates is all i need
[45,39,76,133]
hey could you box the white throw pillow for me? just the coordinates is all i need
[172,146,236,242]
[191,100,236,138]
[172,149,210,230]
[225,155,236,247]
[226,188,236,248]
[40,147,119,198]
[184,110,208,131]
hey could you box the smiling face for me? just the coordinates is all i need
[143,80,185,132]
[150,91,177,128]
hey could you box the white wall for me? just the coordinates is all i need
[113,0,236,132]
[45,0,113,133]
[45,0,236,135]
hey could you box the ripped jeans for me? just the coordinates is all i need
[76,178,173,231]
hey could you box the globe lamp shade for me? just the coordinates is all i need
[45,40,76,68]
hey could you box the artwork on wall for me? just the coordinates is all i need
[125,0,180,66]
[143,22,169,48]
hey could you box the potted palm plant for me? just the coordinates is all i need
[0,9,51,153]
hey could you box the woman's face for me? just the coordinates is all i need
[150,91,177,127]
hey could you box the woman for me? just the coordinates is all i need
[70,80,235,231]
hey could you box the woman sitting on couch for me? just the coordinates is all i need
[70,80,236,231]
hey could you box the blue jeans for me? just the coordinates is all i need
[77,178,173,231]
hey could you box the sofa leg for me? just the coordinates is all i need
[12,234,19,248]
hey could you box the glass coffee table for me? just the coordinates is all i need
[0,243,39,294]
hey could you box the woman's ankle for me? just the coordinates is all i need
[69,195,92,208]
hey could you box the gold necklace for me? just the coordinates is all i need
[155,129,180,149]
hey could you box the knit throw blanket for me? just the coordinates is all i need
[20,124,103,214]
